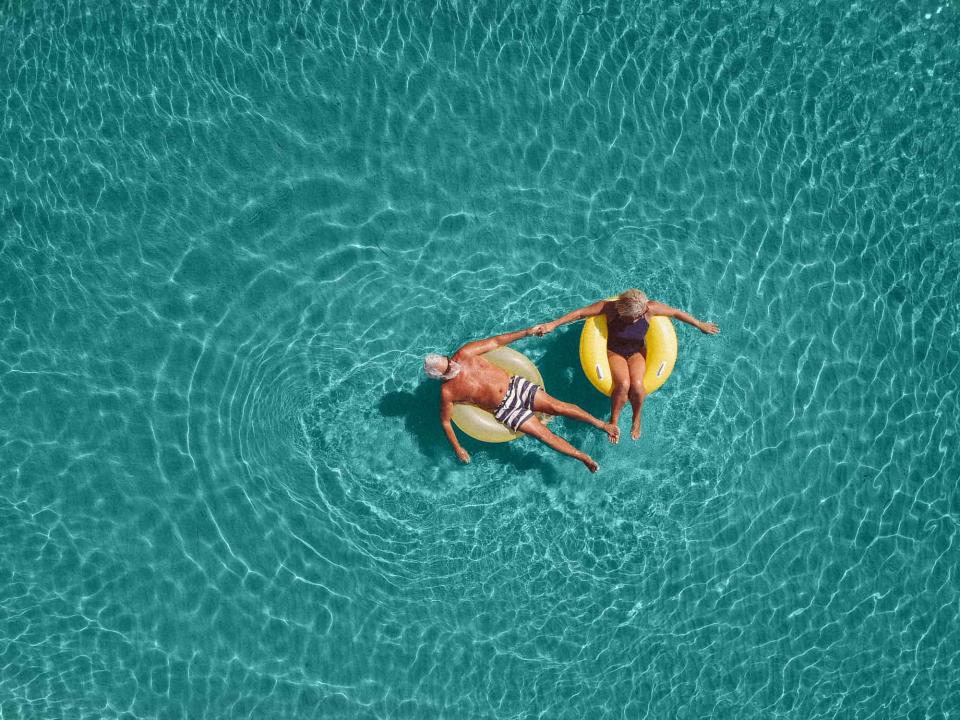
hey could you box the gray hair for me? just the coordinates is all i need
[616,289,649,320]
[423,353,461,380]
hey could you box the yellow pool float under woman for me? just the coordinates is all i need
[531,289,719,440]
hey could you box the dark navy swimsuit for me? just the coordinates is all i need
[607,313,650,358]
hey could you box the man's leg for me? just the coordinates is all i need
[532,389,620,444]
[518,415,599,472]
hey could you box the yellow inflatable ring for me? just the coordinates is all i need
[579,310,678,396]
[451,346,549,443]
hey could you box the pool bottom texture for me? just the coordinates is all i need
[1,0,959,718]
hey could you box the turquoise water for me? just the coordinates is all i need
[2,0,960,717]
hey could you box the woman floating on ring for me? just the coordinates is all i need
[530,289,719,440]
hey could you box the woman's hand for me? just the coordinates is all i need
[456,448,471,463]
[530,323,554,337]
[698,321,720,334]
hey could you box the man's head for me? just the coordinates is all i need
[423,353,462,380]
[616,288,649,321]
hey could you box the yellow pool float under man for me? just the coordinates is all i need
[424,325,619,472]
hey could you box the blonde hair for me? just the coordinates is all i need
[616,289,649,320]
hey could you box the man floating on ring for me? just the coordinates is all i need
[424,326,619,472]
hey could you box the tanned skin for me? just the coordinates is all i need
[531,299,719,440]
[436,327,619,472]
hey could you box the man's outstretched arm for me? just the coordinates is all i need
[456,327,532,358]
[440,396,470,463]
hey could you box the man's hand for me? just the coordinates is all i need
[530,323,553,337]
[698,321,720,334]
[455,448,471,463]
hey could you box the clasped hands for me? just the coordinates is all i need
[526,323,555,337]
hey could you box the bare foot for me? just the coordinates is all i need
[630,420,642,441]
[582,456,599,473]
[604,423,620,444]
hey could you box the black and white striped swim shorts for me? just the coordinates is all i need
[493,375,540,431]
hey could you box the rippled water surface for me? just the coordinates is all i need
[3,1,960,717]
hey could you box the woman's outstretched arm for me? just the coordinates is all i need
[530,299,608,336]
[648,301,719,334]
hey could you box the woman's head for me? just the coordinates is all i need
[616,289,648,320]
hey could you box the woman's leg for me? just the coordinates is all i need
[607,351,631,429]
[626,351,647,440]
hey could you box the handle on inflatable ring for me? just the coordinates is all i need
[451,346,549,443]
[579,313,677,397]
